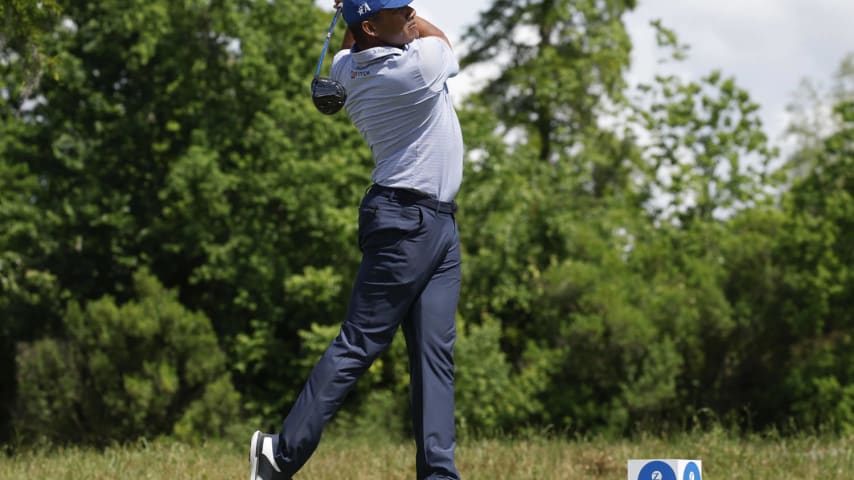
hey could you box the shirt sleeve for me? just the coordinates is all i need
[330,49,350,84]
[415,37,460,93]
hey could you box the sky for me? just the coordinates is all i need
[316,0,854,149]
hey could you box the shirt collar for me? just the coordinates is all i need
[351,43,410,68]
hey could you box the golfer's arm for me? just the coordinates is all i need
[416,17,452,50]
[341,27,355,51]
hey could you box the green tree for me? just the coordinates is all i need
[461,0,637,174]
[457,1,658,432]
[0,0,61,96]
[785,52,854,179]
[0,40,66,444]
[632,70,778,224]
[0,1,61,49]
[15,269,240,444]
[0,0,372,430]
[774,101,854,432]
[455,10,789,434]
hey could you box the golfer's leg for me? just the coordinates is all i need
[274,193,426,476]
[274,320,395,474]
[404,234,462,480]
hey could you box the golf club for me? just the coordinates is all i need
[311,6,347,115]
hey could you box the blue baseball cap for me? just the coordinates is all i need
[342,0,414,26]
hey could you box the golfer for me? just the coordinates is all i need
[249,0,463,479]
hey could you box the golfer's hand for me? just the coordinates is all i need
[333,0,343,9]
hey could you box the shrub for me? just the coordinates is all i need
[14,269,241,444]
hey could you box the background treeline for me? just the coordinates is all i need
[1,0,853,446]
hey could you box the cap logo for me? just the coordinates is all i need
[357,2,372,16]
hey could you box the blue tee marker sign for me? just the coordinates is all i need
[628,459,702,480]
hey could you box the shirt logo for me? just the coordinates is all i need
[351,70,370,79]
[358,2,371,16]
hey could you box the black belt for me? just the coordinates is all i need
[370,184,458,214]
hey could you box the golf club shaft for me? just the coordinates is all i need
[314,6,343,79]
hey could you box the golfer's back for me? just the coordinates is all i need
[331,36,463,202]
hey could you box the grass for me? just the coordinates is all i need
[2,429,853,479]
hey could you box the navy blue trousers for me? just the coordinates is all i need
[275,185,462,480]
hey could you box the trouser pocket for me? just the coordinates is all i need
[358,199,424,253]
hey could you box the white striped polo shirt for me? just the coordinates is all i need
[331,36,463,202]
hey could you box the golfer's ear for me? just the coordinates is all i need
[361,20,377,37]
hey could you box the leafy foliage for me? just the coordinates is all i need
[776,102,854,433]
[1,0,371,430]
[633,71,779,223]
[0,0,61,96]
[2,0,854,444]
[14,270,240,444]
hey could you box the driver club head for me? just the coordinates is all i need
[311,77,347,115]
